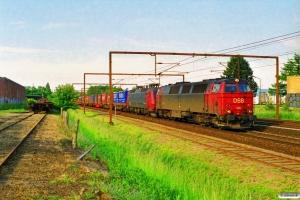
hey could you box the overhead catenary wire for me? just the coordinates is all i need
[111,31,300,86]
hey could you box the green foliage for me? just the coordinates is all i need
[221,56,258,96]
[280,53,300,80]
[86,85,123,95]
[255,105,300,120]
[281,102,291,112]
[26,98,37,105]
[52,84,79,110]
[25,82,53,99]
[264,101,275,110]
[0,103,27,110]
[268,83,286,96]
[269,54,300,96]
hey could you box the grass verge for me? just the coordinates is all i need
[67,109,298,200]
[254,104,300,120]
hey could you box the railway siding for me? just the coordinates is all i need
[0,113,115,199]
[0,113,45,167]
[0,113,34,131]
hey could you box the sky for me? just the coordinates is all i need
[1,0,300,92]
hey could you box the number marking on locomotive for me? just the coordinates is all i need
[233,98,244,103]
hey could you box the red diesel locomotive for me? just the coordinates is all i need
[153,78,256,129]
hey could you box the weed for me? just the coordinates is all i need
[85,193,95,199]
[48,195,58,200]
[50,180,57,185]
[57,174,74,184]
[69,164,79,173]
[56,139,71,147]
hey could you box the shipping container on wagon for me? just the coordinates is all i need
[286,93,300,108]
[114,91,128,110]
[287,76,300,94]
[0,77,26,104]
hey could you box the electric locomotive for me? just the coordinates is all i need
[128,84,159,115]
[155,78,256,129]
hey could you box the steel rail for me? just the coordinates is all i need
[0,113,34,132]
[0,114,46,168]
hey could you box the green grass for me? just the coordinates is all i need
[67,109,289,200]
[0,103,27,111]
[254,104,300,120]
[0,107,29,117]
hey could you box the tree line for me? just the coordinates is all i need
[26,54,299,110]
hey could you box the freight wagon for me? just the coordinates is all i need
[0,77,26,104]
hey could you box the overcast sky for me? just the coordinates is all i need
[1,0,300,91]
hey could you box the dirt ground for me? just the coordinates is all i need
[0,113,114,200]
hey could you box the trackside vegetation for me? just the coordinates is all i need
[67,109,296,200]
[254,104,300,120]
[0,103,27,113]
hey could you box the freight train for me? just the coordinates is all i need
[28,96,54,113]
[78,78,257,129]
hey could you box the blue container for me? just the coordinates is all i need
[113,92,119,103]
[118,91,129,103]
[91,95,95,103]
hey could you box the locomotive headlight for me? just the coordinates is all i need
[248,110,253,114]
[227,109,232,114]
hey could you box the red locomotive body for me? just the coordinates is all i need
[204,78,256,128]
[128,84,159,115]
[155,78,256,129]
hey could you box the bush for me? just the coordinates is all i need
[281,102,291,112]
[264,101,275,110]
[26,98,37,105]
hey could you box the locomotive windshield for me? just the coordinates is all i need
[239,83,251,92]
[225,83,251,92]
[225,83,237,92]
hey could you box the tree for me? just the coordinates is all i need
[52,84,79,110]
[25,83,53,99]
[268,53,300,96]
[86,85,123,95]
[44,83,53,98]
[221,56,258,95]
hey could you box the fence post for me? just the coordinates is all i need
[72,119,79,149]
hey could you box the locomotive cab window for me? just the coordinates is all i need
[169,86,180,94]
[239,83,251,92]
[225,83,237,92]
[182,85,191,93]
[192,84,208,93]
[212,83,220,93]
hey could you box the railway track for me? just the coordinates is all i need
[83,107,300,174]
[0,113,46,168]
[85,107,300,147]
[256,118,300,130]
[0,113,34,131]
[117,112,300,174]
